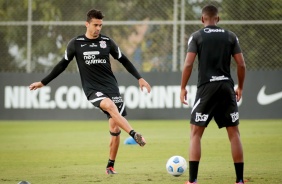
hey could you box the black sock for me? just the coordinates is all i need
[129,130,136,138]
[234,162,244,183]
[106,159,115,168]
[189,161,199,182]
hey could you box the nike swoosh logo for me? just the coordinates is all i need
[257,86,282,105]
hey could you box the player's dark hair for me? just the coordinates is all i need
[202,5,218,17]
[86,9,104,22]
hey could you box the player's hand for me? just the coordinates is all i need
[138,78,151,93]
[29,82,44,90]
[235,87,242,102]
[180,89,188,105]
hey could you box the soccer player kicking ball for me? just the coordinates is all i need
[180,5,246,184]
[29,9,151,175]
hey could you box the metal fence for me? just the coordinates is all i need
[0,0,281,73]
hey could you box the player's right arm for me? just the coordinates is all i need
[29,38,76,90]
[180,52,196,105]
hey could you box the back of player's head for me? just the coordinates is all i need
[202,5,218,18]
[86,9,104,22]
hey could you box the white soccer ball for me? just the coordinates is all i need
[166,155,187,177]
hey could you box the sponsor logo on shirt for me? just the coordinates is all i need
[195,112,209,122]
[83,51,106,65]
[89,43,97,47]
[230,112,239,122]
[83,51,99,55]
[210,75,229,82]
[204,28,225,33]
[99,41,107,48]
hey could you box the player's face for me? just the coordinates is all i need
[85,18,103,39]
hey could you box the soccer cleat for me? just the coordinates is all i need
[184,181,198,184]
[106,167,117,174]
[235,179,245,184]
[134,132,146,147]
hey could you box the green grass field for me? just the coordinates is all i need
[0,120,281,184]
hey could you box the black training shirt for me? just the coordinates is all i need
[41,34,141,98]
[187,25,242,87]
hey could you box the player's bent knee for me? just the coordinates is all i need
[100,98,116,111]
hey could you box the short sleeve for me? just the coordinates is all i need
[233,36,242,55]
[187,32,199,53]
[229,31,242,55]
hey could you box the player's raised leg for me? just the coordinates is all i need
[100,98,146,147]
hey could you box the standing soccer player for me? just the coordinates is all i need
[180,5,246,184]
[29,9,151,174]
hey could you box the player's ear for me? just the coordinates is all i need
[217,16,220,23]
[85,21,89,28]
[201,16,204,23]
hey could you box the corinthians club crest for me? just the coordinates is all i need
[99,41,106,48]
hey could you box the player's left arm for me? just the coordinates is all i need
[180,33,198,105]
[232,35,246,102]
[118,54,151,93]
[110,38,151,93]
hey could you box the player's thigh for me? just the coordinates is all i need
[88,92,115,118]
[88,92,127,117]
[214,83,239,128]
[88,91,107,108]
[103,93,127,116]
[190,84,217,126]
[100,98,117,111]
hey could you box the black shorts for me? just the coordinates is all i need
[190,81,239,128]
[88,91,127,118]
